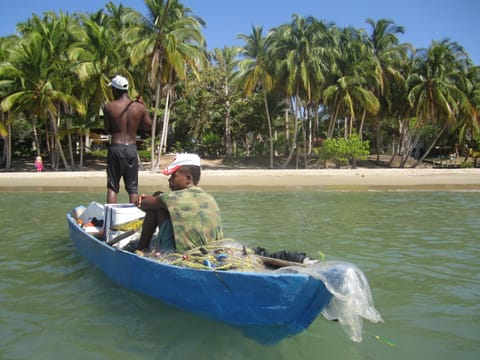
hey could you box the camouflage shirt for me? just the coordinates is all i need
[160,187,224,252]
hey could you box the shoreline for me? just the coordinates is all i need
[1,168,479,191]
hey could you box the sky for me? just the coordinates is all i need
[1,0,478,64]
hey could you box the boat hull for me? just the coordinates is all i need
[67,213,332,344]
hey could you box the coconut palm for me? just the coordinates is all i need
[129,0,207,170]
[237,26,275,168]
[70,7,135,120]
[210,46,241,156]
[1,13,85,169]
[407,39,471,167]
[363,19,410,162]
[323,26,380,140]
[0,35,19,169]
[270,15,335,167]
[450,62,480,159]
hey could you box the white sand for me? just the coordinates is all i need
[1,168,479,190]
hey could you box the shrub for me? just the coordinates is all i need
[315,135,369,168]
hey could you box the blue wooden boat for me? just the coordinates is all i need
[66,209,334,344]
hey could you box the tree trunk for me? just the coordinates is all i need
[150,81,162,171]
[327,95,341,138]
[413,123,449,168]
[225,98,232,156]
[79,133,84,169]
[66,118,75,169]
[284,97,290,156]
[31,118,41,156]
[359,109,366,141]
[49,112,68,170]
[224,79,232,156]
[375,116,381,163]
[282,96,299,168]
[263,88,274,169]
[155,84,172,171]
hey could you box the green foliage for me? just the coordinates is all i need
[138,149,151,161]
[0,4,478,169]
[460,161,473,168]
[315,135,370,168]
[197,132,224,159]
[89,149,108,158]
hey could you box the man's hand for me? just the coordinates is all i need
[136,194,147,209]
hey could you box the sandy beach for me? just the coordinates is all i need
[1,168,479,191]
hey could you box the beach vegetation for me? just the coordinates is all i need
[314,134,369,168]
[0,0,479,171]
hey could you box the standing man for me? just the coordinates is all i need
[104,75,152,204]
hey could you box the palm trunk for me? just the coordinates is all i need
[66,119,75,169]
[150,81,162,171]
[327,98,342,138]
[31,118,41,156]
[301,107,307,168]
[263,89,274,169]
[284,96,290,155]
[154,84,172,171]
[358,109,366,141]
[413,123,449,168]
[224,79,232,156]
[49,112,68,170]
[79,133,84,168]
[225,98,232,156]
[6,122,12,169]
[283,95,300,168]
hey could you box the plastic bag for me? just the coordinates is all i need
[276,261,383,342]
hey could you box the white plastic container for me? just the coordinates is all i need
[104,204,145,243]
[79,202,104,223]
[110,205,145,227]
[71,205,86,219]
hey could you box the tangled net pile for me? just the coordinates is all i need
[139,239,266,272]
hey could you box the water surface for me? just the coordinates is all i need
[1,189,479,359]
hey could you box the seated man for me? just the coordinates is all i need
[136,153,223,252]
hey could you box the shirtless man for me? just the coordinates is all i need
[103,75,152,204]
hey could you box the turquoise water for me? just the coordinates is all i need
[1,189,479,359]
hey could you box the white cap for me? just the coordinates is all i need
[162,153,201,175]
[109,75,129,90]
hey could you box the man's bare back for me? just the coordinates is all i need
[104,94,151,145]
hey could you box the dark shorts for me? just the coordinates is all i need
[106,144,138,194]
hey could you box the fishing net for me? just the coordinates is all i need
[140,239,266,271]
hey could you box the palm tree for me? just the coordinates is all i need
[0,35,18,169]
[407,39,471,167]
[69,5,141,167]
[364,19,410,162]
[323,26,380,139]
[70,7,134,120]
[210,46,240,156]
[270,15,334,167]
[1,14,85,169]
[129,0,207,171]
[237,26,275,168]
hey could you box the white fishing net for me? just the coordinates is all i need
[275,261,383,342]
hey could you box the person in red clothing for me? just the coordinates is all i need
[34,156,43,172]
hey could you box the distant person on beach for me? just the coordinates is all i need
[34,156,43,172]
[136,153,224,253]
[103,75,152,204]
